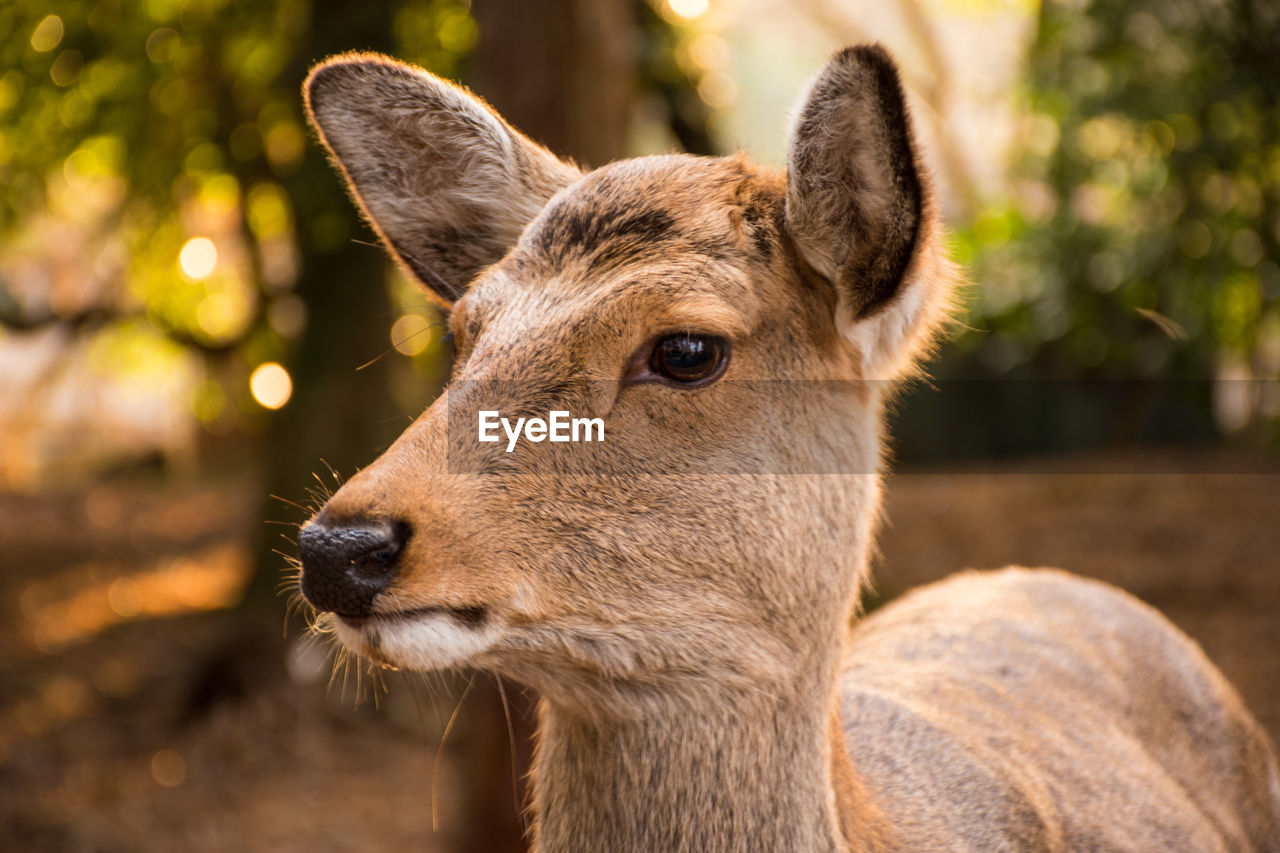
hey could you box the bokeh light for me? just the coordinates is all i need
[178,237,218,280]
[391,313,433,356]
[697,71,737,109]
[30,15,64,53]
[150,750,187,787]
[667,0,708,20]
[249,362,292,409]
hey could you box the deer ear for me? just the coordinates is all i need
[304,54,582,304]
[785,45,951,378]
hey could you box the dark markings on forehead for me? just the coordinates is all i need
[740,193,777,261]
[532,200,677,260]
[510,157,785,281]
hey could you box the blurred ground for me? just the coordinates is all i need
[0,448,1277,851]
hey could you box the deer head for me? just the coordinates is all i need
[297,46,953,723]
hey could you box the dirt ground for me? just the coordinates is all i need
[0,448,1277,852]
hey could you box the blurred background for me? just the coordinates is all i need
[0,0,1276,850]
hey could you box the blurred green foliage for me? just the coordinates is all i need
[954,0,1279,385]
[7,0,1276,458]
[0,0,472,434]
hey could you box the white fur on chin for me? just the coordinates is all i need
[333,611,498,671]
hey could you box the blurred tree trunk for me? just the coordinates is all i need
[456,3,636,852]
[240,10,405,616]
[471,0,634,167]
[191,4,405,708]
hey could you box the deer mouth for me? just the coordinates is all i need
[335,604,490,628]
[331,605,499,671]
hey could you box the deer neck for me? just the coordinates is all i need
[528,655,896,853]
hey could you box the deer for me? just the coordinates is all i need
[294,45,1280,852]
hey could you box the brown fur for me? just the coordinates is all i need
[299,45,1280,852]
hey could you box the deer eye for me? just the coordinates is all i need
[649,333,729,385]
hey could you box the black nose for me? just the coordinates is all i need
[298,519,408,618]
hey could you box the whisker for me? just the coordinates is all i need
[310,471,335,500]
[280,595,299,638]
[433,672,475,832]
[319,458,345,488]
[495,674,528,833]
[356,348,395,371]
[269,494,312,513]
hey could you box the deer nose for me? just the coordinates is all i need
[298,519,409,618]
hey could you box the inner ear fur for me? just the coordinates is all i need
[784,44,931,322]
[304,54,582,304]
